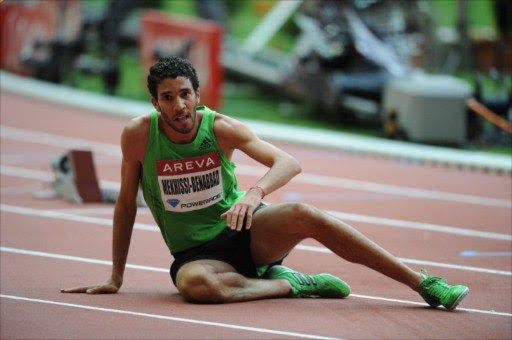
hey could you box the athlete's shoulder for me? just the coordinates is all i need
[123,113,151,141]
[213,113,253,142]
[121,113,151,161]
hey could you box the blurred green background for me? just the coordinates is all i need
[74,0,510,154]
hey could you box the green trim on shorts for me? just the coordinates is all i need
[256,265,270,278]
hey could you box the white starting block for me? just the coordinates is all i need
[50,150,103,203]
[42,149,146,206]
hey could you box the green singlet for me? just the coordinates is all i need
[141,106,246,254]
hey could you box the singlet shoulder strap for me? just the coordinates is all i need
[196,105,215,132]
[145,109,159,154]
[149,109,158,135]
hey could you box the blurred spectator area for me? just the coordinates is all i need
[0,0,510,152]
[430,0,511,74]
[2,0,508,95]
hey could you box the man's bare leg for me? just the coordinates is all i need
[250,203,423,291]
[176,259,292,303]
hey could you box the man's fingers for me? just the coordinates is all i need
[222,203,258,231]
[86,286,103,294]
[61,282,119,294]
[236,206,248,231]
[245,206,255,230]
[86,285,118,294]
[223,209,233,226]
[229,206,241,230]
[60,286,90,293]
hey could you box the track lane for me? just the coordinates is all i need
[1,202,511,313]
[1,249,511,339]
[1,89,511,339]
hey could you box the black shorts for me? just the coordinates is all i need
[169,203,283,286]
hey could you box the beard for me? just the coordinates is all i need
[161,108,197,134]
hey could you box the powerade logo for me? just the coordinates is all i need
[180,193,221,208]
[167,198,180,207]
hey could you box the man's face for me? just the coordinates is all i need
[152,76,200,134]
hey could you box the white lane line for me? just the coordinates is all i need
[0,165,122,192]
[1,167,510,241]
[236,165,512,208]
[0,203,158,232]
[1,246,510,317]
[1,204,510,276]
[294,245,511,276]
[1,247,168,273]
[35,207,122,215]
[0,165,54,181]
[0,294,337,339]
[350,294,512,317]
[2,125,510,208]
[4,245,510,278]
[0,185,38,195]
[325,210,511,241]
[299,172,511,208]
[2,196,512,245]
[0,125,120,156]
[460,250,512,257]
[34,206,512,243]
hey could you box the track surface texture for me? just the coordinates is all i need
[1,90,511,339]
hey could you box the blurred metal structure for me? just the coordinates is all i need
[223,0,429,125]
[241,0,303,55]
[221,0,510,147]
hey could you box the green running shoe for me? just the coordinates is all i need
[265,265,350,298]
[418,272,469,310]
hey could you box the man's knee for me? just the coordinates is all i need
[285,202,331,237]
[177,269,228,304]
[287,202,323,225]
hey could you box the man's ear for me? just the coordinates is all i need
[195,89,200,104]
[151,97,159,111]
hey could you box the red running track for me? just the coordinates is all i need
[1,90,511,339]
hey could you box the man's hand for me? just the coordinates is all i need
[220,188,263,231]
[61,277,121,294]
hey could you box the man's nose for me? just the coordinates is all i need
[175,97,186,112]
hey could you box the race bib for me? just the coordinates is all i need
[157,152,224,212]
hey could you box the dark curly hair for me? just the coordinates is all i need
[147,56,200,99]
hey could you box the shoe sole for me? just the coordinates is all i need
[445,287,469,311]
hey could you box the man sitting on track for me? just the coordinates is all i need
[62,56,468,310]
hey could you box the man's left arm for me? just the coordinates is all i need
[217,115,302,231]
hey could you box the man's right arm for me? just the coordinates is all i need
[61,118,145,294]
[107,136,141,292]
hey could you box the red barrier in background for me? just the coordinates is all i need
[0,1,56,75]
[0,1,80,76]
[140,10,224,109]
